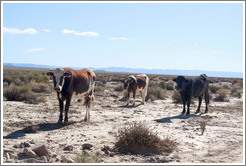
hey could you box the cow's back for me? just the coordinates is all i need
[68,68,96,94]
[193,75,208,97]
[136,74,148,89]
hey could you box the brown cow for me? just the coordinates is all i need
[122,74,149,106]
[47,68,96,123]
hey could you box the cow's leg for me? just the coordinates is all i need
[181,98,186,115]
[196,96,202,113]
[141,89,146,104]
[205,93,209,113]
[186,99,191,115]
[58,95,64,124]
[133,91,136,106]
[126,92,130,106]
[64,97,71,124]
[84,93,91,122]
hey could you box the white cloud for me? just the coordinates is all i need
[42,29,50,32]
[27,48,44,53]
[3,27,37,34]
[108,37,127,40]
[62,29,99,36]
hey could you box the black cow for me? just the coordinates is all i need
[172,74,209,115]
[47,68,96,123]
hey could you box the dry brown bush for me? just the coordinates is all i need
[209,85,221,93]
[146,87,167,101]
[172,90,182,103]
[214,89,228,102]
[114,85,123,92]
[115,122,177,155]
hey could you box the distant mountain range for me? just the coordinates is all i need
[3,62,243,78]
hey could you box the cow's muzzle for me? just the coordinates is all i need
[54,87,61,92]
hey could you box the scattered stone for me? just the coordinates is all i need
[3,148,14,154]
[64,145,73,151]
[101,145,110,155]
[82,143,93,150]
[5,153,10,160]
[109,152,115,157]
[14,142,31,148]
[23,148,38,158]
[32,144,49,157]
[29,140,35,144]
[47,149,57,157]
[39,156,48,162]
[9,153,18,159]
[61,156,74,163]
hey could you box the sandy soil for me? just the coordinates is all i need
[2,81,244,164]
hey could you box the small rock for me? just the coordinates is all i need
[9,153,18,159]
[23,148,38,158]
[64,145,73,151]
[29,140,35,144]
[109,152,115,157]
[39,156,48,163]
[3,148,14,154]
[61,156,74,163]
[5,153,10,160]
[82,143,93,150]
[47,149,57,157]
[32,144,49,157]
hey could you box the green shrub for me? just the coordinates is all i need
[115,122,176,154]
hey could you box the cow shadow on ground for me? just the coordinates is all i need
[3,121,79,139]
[155,113,204,123]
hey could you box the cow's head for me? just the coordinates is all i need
[122,76,136,90]
[172,76,189,92]
[47,68,71,92]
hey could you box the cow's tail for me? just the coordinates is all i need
[202,74,210,105]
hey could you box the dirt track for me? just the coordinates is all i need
[2,81,244,163]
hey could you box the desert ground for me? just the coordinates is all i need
[2,68,244,164]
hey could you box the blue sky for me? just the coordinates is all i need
[2,2,244,72]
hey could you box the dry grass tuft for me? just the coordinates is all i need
[115,122,177,155]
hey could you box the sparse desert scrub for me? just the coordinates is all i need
[30,81,52,93]
[172,90,182,103]
[214,89,228,102]
[114,85,123,92]
[209,85,221,94]
[158,80,174,90]
[75,151,102,163]
[115,122,176,154]
[230,87,242,98]
[3,83,46,104]
[94,81,106,92]
[145,87,167,101]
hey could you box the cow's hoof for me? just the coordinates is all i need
[186,113,190,116]
[205,110,208,113]
[58,120,63,124]
[195,110,200,114]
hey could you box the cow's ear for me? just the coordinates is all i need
[47,72,53,76]
[172,78,177,82]
[64,72,72,78]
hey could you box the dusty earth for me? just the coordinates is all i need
[2,81,244,164]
